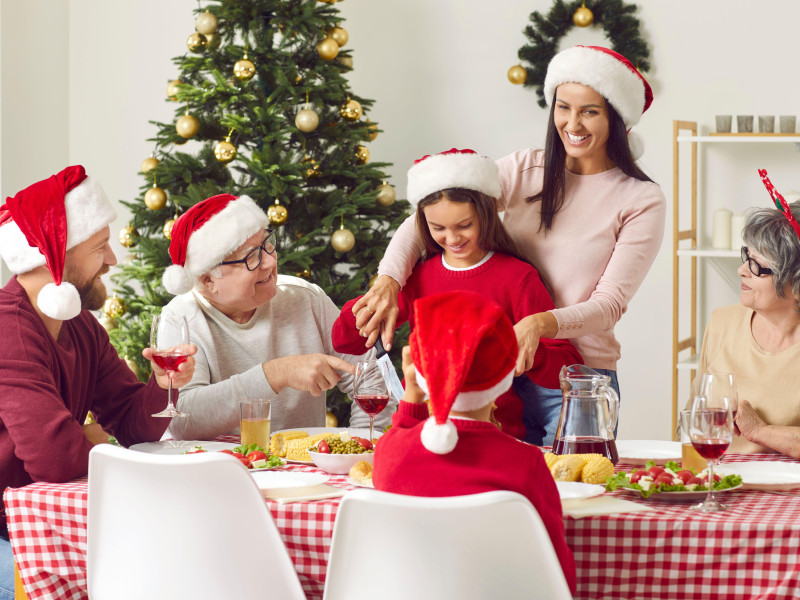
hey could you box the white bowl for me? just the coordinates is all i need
[307,450,374,475]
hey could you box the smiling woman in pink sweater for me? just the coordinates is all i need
[354,46,665,438]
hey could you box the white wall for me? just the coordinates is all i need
[3,0,799,440]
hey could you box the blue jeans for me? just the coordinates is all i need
[0,535,14,600]
[513,370,621,446]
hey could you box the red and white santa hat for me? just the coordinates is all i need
[163,193,269,295]
[406,148,501,207]
[544,45,653,160]
[410,290,517,454]
[0,165,116,320]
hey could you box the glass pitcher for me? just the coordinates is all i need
[552,364,620,464]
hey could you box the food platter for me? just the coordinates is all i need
[556,481,605,501]
[717,462,800,491]
[129,440,237,455]
[615,440,681,466]
[619,484,742,502]
[274,427,377,465]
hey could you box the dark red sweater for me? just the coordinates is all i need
[374,401,577,593]
[0,277,171,535]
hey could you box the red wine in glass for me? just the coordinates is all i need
[354,360,388,440]
[354,394,389,417]
[691,438,729,460]
[552,436,619,465]
[150,313,190,418]
[151,352,189,373]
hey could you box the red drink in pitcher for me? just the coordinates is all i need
[552,436,619,465]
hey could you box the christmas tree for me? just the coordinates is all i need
[106,0,409,425]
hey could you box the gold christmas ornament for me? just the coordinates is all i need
[318,0,336,3]
[267,200,288,225]
[295,268,311,279]
[195,10,218,35]
[355,145,370,164]
[572,4,594,27]
[376,182,396,207]
[507,64,527,85]
[340,99,362,122]
[119,225,137,248]
[302,155,320,178]
[295,106,320,132]
[187,32,208,53]
[163,219,176,240]
[166,79,182,101]
[144,185,167,210]
[214,136,237,163]
[99,315,118,331]
[124,357,140,378]
[316,37,339,61]
[103,294,127,319]
[337,55,353,69]
[141,156,160,173]
[368,274,378,288]
[366,119,379,141]
[176,113,199,138]
[325,410,338,427]
[234,56,256,81]
[204,32,221,51]
[331,226,355,253]
[328,27,348,47]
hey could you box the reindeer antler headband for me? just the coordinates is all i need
[758,169,800,241]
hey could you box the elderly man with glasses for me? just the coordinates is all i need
[160,193,393,440]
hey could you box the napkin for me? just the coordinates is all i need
[261,484,346,504]
[561,495,654,518]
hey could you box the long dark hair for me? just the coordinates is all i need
[416,188,533,266]
[527,92,655,231]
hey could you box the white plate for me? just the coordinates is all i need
[717,462,800,491]
[129,440,237,455]
[615,440,681,465]
[556,481,605,501]
[250,470,328,491]
[620,484,742,502]
[273,427,378,465]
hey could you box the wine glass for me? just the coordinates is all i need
[353,359,389,441]
[688,390,735,512]
[150,313,191,418]
[697,372,738,430]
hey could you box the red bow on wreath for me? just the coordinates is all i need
[758,169,800,241]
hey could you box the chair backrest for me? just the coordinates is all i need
[323,488,572,600]
[87,444,305,600]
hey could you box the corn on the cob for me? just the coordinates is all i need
[269,431,309,457]
[580,455,615,484]
[285,433,333,461]
[543,452,560,469]
[550,455,587,481]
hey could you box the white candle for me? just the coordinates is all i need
[730,214,746,250]
[712,208,732,249]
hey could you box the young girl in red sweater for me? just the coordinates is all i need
[372,290,576,593]
[332,148,581,443]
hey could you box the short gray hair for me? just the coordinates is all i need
[192,265,223,291]
[742,199,800,310]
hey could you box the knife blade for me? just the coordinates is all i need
[374,337,405,404]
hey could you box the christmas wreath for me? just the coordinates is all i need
[517,0,650,108]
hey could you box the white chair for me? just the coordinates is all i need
[323,488,572,600]
[87,444,305,600]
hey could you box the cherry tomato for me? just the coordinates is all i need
[317,439,331,454]
[356,438,373,450]
[653,474,675,488]
[686,476,703,486]
[219,449,234,455]
[629,470,646,484]
[237,456,252,469]
[646,466,665,479]
[675,470,694,484]
[246,450,268,462]
[232,452,246,459]
[187,449,207,454]
[702,473,721,484]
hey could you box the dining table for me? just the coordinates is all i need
[5,443,800,600]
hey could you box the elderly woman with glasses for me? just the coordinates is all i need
[698,176,800,456]
[159,193,393,441]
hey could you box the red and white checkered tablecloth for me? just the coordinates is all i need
[6,451,800,600]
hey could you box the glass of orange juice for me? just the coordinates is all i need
[680,409,707,473]
[240,399,271,449]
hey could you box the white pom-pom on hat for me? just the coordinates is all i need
[37,281,81,321]
[420,417,459,455]
[162,264,193,295]
[627,130,645,161]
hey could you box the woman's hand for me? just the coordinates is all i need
[351,275,400,350]
[735,399,766,443]
[143,344,198,391]
[400,346,426,404]
[513,312,558,376]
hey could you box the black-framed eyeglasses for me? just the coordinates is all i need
[741,246,774,277]
[219,229,277,271]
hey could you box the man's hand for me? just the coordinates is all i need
[83,422,111,446]
[351,275,400,350]
[263,354,356,396]
[400,346,426,404]
[144,344,198,391]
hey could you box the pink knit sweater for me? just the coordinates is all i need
[379,148,666,370]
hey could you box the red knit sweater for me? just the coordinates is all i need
[373,401,576,593]
[0,277,171,535]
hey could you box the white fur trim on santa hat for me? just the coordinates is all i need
[37,281,81,320]
[544,46,646,128]
[406,152,501,207]
[420,416,459,454]
[627,130,645,161]
[163,264,193,296]
[415,365,514,413]
[182,195,269,282]
[0,176,116,275]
